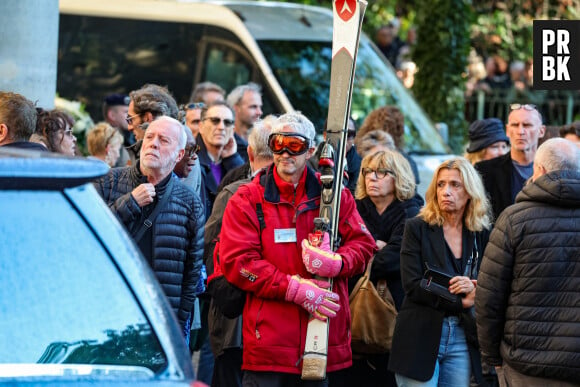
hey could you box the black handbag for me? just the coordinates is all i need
[420,263,458,303]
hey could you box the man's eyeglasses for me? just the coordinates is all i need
[125,113,141,125]
[185,144,200,158]
[510,104,537,111]
[268,133,310,156]
[347,130,356,139]
[361,168,395,179]
[204,117,234,127]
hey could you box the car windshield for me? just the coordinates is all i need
[0,190,167,375]
[258,37,449,155]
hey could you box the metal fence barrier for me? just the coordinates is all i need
[465,89,580,125]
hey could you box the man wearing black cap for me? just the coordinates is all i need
[475,104,545,221]
[103,93,132,166]
[464,118,510,165]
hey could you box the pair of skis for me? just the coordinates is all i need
[301,0,367,380]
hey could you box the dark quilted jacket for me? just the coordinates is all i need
[93,164,205,329]
[475,170,580,383]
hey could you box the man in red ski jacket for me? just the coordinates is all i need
[220,112,376,386]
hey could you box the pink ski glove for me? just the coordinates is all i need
[285,275,340,321]
[301,232,342,277]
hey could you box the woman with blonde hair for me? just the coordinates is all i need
[86,122,124,167]
[388,157,492,387]
[346,149,423,386]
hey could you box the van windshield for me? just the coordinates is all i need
[258,37,449,155]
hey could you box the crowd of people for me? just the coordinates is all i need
[1,77,579,387]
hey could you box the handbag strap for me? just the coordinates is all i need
[133,177,174,243]
[463,233,479,278]
[349,257,373,302]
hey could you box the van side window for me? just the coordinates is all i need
[58,15,201,119]
[201,40,251,92]
[196,31,278,116]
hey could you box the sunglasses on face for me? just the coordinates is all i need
[185,144,200,158]
[347,130,356,139]
[268,133,310,156]
[510,103,537,111]
[125,113,140,125]
[204,117,234,127]
[361,168,395,179]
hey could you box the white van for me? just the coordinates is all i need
[58,0,451,194]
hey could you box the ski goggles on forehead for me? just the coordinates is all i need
[268,133,311,155]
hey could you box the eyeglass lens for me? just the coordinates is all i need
[206,117,234,127]
[125,113,139,124]
[362,168,392,179]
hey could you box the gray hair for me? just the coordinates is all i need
[271,111,316,144]
[355,130,396,158]
[130,84,179,119]
[535,137,580,173]
[190,81,225,103]
[150,116,187,149]
[226,82,262,108]
[182,123,194,143]
[248,115,276,160]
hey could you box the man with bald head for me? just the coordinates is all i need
[94,116,205,341]
[476,137,580,386]
[475,103,546,220]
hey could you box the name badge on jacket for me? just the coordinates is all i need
[274,228,297,243]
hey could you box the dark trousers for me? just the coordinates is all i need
[332,353,396,387]
[212,348,243,387]
[242,371,328,387]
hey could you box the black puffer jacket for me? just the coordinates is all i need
[93,164,205,329]
[476,170,580,383]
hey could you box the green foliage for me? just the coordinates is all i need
[471,0,580,62]
[412,0,472,153]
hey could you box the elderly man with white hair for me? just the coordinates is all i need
[476,137,580,387]
[94,116,205,341]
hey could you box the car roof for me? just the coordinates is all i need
[205,0,333,41]
[0,147,109,190]
[59,0,333,41]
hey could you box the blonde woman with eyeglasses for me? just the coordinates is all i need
[344,149,423,387]
[86,122,124,167]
